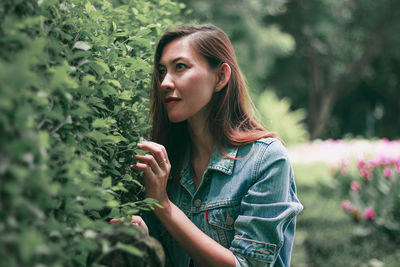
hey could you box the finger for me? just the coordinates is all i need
[136,154,162,174]
[131,215,144,224]
[134,162,155,177]
[109,218,124,224]
[138,142,168,164]
[131,215,149,232]
[138,142,169,165]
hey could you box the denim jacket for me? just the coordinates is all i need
[144,138,303,267]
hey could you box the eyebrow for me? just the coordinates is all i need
[159,57,189,67]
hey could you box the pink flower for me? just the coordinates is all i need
[341,201,352,211]
[368,159,378,169]
[357,160,366,169]
[383,167,392,178]
[360,168,371,180]
[364,207,375,220]
[357,160,371,179]
[350,181,360,192]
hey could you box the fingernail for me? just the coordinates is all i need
[130,164,136,168]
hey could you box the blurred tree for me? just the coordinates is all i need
[266,0,400,139]
[179,0,295,94]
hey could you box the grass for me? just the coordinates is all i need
[291,163,400,267]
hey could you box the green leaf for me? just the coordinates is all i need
[73,41,92,51]
[90,60,110,76]
[102,177,112,189]
[85,1,96,14]
[118,90,132,100]
[109,207,121,218]
[92,118,110,129]
[111,182,128,192]
[113,31,129,37]
[116,243,142,257]
[107,200,120,208]
[108,79,121,88]
[82,75,97,87]
[127,209,139,214]
[84,198,104,210]
[38,131,50,149]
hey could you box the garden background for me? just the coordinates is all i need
[1,0,399,266]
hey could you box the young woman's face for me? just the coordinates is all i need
[158,37,218,124]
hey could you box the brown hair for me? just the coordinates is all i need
[150,24,276,179]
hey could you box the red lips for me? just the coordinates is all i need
[165,96,181,107]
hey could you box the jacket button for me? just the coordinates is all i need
[226,215,234,226]
[194,199,202,207]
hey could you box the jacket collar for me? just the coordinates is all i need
[178,143,238,197]
[207,144,238,175]
[180,143,238,178]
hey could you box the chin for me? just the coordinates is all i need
[168,114,186,123]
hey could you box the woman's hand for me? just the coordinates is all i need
[110,215,149,233]
[131,141,171,207]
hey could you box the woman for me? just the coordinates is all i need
[131,24,303,267]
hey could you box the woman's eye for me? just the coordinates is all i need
[158,68,166,79]
[176,63,187,70]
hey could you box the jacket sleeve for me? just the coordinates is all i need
[229,140,303,266]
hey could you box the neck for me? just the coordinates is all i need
[188,117,214,161]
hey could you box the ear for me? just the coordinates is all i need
[215,63,231,92]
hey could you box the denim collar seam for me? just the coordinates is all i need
[208,146,238,175]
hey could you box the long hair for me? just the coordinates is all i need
[150,24,276,179]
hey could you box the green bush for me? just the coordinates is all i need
[257,90,308,146]
[0,0,183,265]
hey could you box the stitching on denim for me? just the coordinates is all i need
[208,220,234,230]
[231,250,270,263]
[255,249,271,255]
[254,137,275,146]
[202,196,242,210]
[234,236,276,247]
[234,237,278,256]
[253,141,270,184]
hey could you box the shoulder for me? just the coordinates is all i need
[234,137,289,162]
[249,137,288,160]
[240,137,292,182]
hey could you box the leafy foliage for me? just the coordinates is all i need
[179,0,295,95]
[0,0,183,265]
[257,90,308,146]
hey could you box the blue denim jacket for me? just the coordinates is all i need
[144,138,303,266]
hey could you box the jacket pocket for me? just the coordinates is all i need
[207,204,240,248]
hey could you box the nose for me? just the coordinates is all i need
[160,73,174,91]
